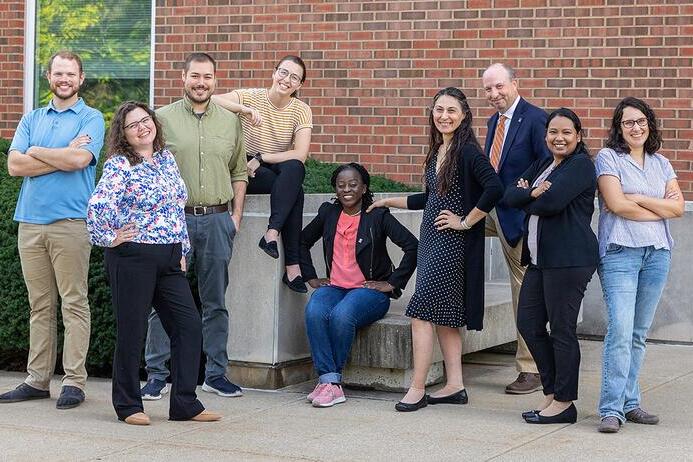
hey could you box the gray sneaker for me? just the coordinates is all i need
[626,408,660,425]
[598,416,621,433]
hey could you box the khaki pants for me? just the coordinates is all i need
[18,219,91,390]
[485,209,538,374]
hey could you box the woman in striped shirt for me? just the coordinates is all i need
[214,55,313,293]
[595,97,684,433]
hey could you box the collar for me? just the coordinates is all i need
[182,95,213,117]
[499,96,521,121]
[47,97,85,114]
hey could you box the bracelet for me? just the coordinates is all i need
[460,217,472,230]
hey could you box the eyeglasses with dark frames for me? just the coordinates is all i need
[124,115,153,131]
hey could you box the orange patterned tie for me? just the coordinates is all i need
[490,115,506,172]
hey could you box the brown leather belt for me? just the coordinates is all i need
[184,204,229,216]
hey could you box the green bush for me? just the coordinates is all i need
[0,139,417,376]
[304,158,419,194]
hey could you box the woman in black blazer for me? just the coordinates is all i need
[504,108,598,424]
[299,163,418,408]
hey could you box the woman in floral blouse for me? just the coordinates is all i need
[87,101,220,426]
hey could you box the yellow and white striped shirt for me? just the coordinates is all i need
[232,88,313,155]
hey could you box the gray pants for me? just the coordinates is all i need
[144,211,236,382]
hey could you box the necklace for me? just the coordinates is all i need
[343,209,362,217]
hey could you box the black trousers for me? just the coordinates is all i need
[248,159,305,265]
[105,242,204,421]
[516,264,596,402]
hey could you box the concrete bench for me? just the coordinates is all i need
[342,283,513,391]
[225,193,516,390]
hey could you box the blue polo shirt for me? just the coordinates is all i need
[10,98,105,224]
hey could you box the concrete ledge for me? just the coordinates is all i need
[227,193,517,390]
[342,283,513,391]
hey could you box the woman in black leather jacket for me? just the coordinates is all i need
[299,163,418,408]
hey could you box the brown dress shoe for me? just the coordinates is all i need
[626,408,659,425]
[124,412,151,426]
[191,410,222,422]
[505,372,542,394]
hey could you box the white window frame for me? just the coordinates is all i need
[23,0,156,112]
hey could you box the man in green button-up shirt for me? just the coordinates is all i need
[143,52,248,399]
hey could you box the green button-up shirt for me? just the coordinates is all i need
[156,96,247,206]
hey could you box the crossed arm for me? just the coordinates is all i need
[598,175,684,221]
[8,134,94,177]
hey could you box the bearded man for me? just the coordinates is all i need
[1,51,105,409]
[140,52,248,400]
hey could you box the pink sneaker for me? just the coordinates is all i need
[307,383,327,402]
[312,384,346,408]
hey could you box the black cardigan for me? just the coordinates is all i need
[503,150,599,269]
[406,142,504,331]
[299,202,418,299]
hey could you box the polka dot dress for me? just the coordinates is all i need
[407,155,467,328]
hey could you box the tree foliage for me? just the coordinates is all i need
[35,0,152,124]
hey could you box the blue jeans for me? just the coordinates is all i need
[598,245,670,422]
[145,212,236,382]
[305,286,390,384]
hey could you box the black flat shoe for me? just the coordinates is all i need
[259,236,279,259]
[427,389,468,405]
[395,394,428,412]
[282,272,308,293]
[524,403,577,424]
[521,409,540,419]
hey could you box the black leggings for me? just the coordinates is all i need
[516,264,595,402]
[248,159,305,265]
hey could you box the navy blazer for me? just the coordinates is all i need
[503,151,599,269]
[484,97,551,247]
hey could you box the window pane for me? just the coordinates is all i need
[34,0,152,124]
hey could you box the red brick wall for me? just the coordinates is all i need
[3,1,692,196]
[0,1,25,140]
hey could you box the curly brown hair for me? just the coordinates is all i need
[107,101,165,166]
[606,96,662,156]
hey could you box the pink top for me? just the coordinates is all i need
[330,211,366,289]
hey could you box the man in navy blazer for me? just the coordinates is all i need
[482,63,551,394]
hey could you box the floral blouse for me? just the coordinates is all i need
[87,149,190,255]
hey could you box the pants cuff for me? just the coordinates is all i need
[319,373,341,384]
[24,378,50,392]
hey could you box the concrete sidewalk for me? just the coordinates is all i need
[1,340,692,461]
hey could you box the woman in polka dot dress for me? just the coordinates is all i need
[369,87,503,412]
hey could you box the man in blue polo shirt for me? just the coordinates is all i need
[0,51,104,410]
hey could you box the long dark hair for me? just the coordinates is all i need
[425,87,481,196]
[276,55,307,98]
[107,101,165,166]
[606,96,662,155]
[330,162,374,210]
[546,107,590,157]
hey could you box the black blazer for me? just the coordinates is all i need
[503,150,599,269]
[299,202,418,299]
[484,97,552,247]
[407,142,504,331]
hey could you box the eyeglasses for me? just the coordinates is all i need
[124,115,152,131]
[275,67,302,85]
[621,118,648,129]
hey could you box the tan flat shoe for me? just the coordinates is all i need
[124,412,150,426]
[190,410,222,422]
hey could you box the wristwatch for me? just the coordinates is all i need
[253,152,263,163]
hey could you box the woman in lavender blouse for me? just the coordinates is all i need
[87,101,220,426]
[595,97,684,433]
